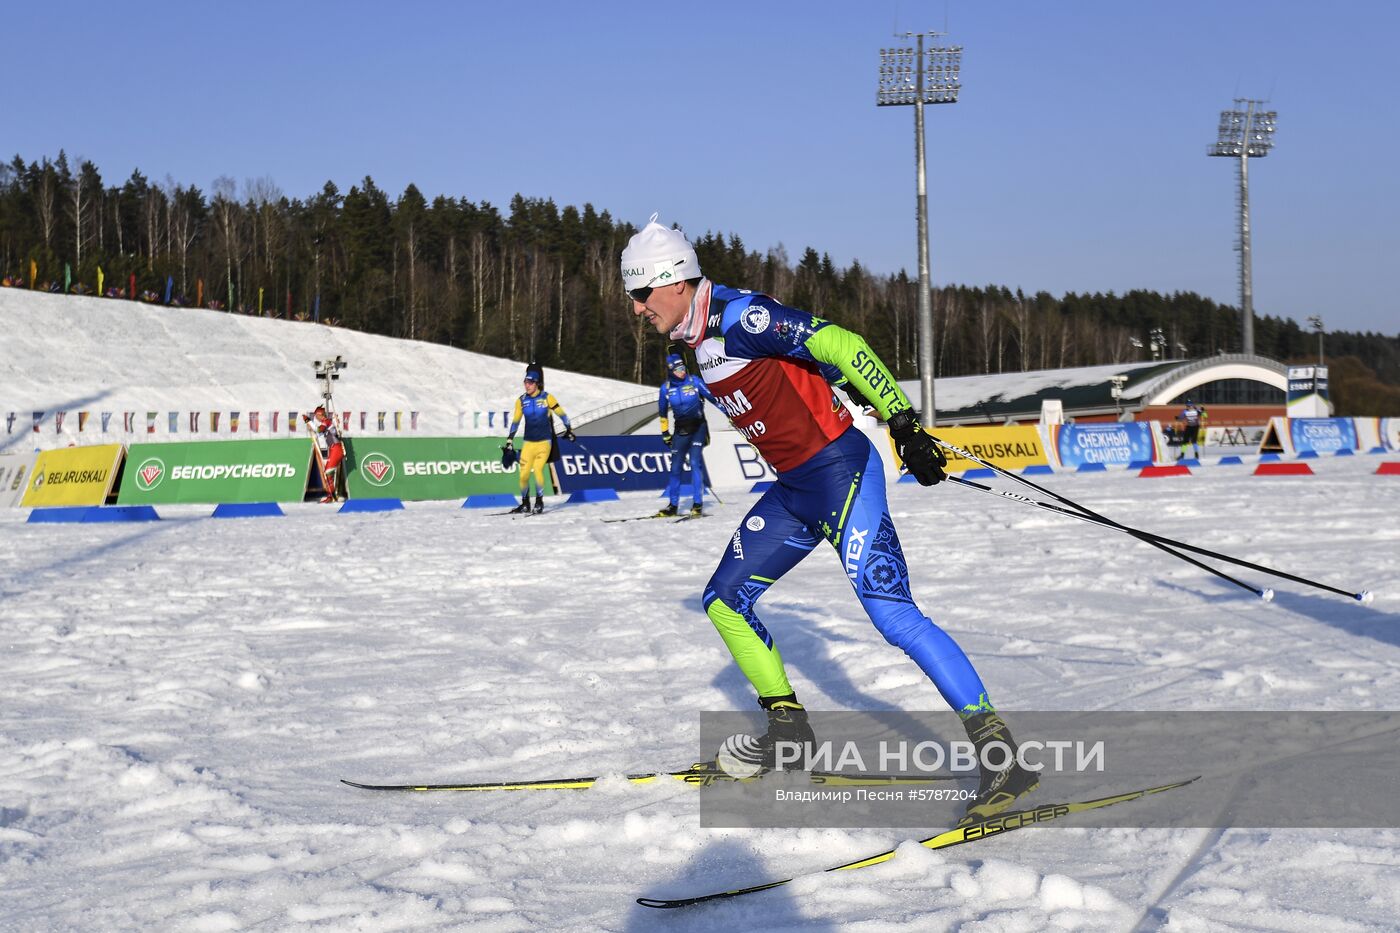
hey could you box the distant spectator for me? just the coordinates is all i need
[301,405,345,503]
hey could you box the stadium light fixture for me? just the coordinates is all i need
[878,34,962,428]
[313,356,348,413]
[1209,99,1277,357]
[1307,315,1324,365]
[1109,374,1127,417]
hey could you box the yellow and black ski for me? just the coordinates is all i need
[636,775,1200,909]
[341,762,960,793]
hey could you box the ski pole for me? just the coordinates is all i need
[947,474,1372,603]
[561,432,594,455]
[935,442,1372,602]
[929,438,1274,600]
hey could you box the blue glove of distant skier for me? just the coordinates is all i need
[888,410,947,486]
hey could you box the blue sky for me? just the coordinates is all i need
[10,1,1397,334]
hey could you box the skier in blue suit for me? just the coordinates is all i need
[656,351,720,517]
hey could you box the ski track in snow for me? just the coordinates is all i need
[1,457,1398,930]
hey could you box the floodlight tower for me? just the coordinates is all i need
[1209,99,1277,356]
[878,34,962,428]
[313,355,347,419]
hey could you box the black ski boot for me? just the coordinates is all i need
[735,695,817,769]
[532,495,545,514]
[959,712,1040,824]
[759,695,816,769]
[655,503,679,518]
[509,495,531,514]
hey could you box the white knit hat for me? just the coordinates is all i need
[620,213,701,292]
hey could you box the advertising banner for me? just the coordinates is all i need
[21,444,124,507]
[1050,422,1163,468]
[117,439,313,504]
[1287,417,1357,455]
[344,437,546,500]
[705,434,780,489]
[552,435,675,493]
[928,425,1050,473]
[1381,418,1400,451]
[0,451,39,508]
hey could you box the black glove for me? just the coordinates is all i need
[887,409,947,486]
[563,428,576,442]
[661,431,672,447]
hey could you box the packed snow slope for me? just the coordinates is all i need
[2,457,1399,930]
[0,288,647,452]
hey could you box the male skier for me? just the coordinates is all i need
[621,215,1037,822]
[1178,399,1206,461]
[656,351,721,517]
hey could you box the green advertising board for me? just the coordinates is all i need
[117,439,314,504]
[345,437,549,500]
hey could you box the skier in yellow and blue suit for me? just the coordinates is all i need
[505,364,574,514]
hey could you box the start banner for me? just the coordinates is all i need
[1049,422,1165,468]
[118,439,313,504]
[344,437,544,500]
[1,451,39,507]
[21,444,124,507]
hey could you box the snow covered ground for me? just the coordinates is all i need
[3,454,1398,931]
[0,288,648,452]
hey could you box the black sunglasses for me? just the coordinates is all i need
[628,286,653,303]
